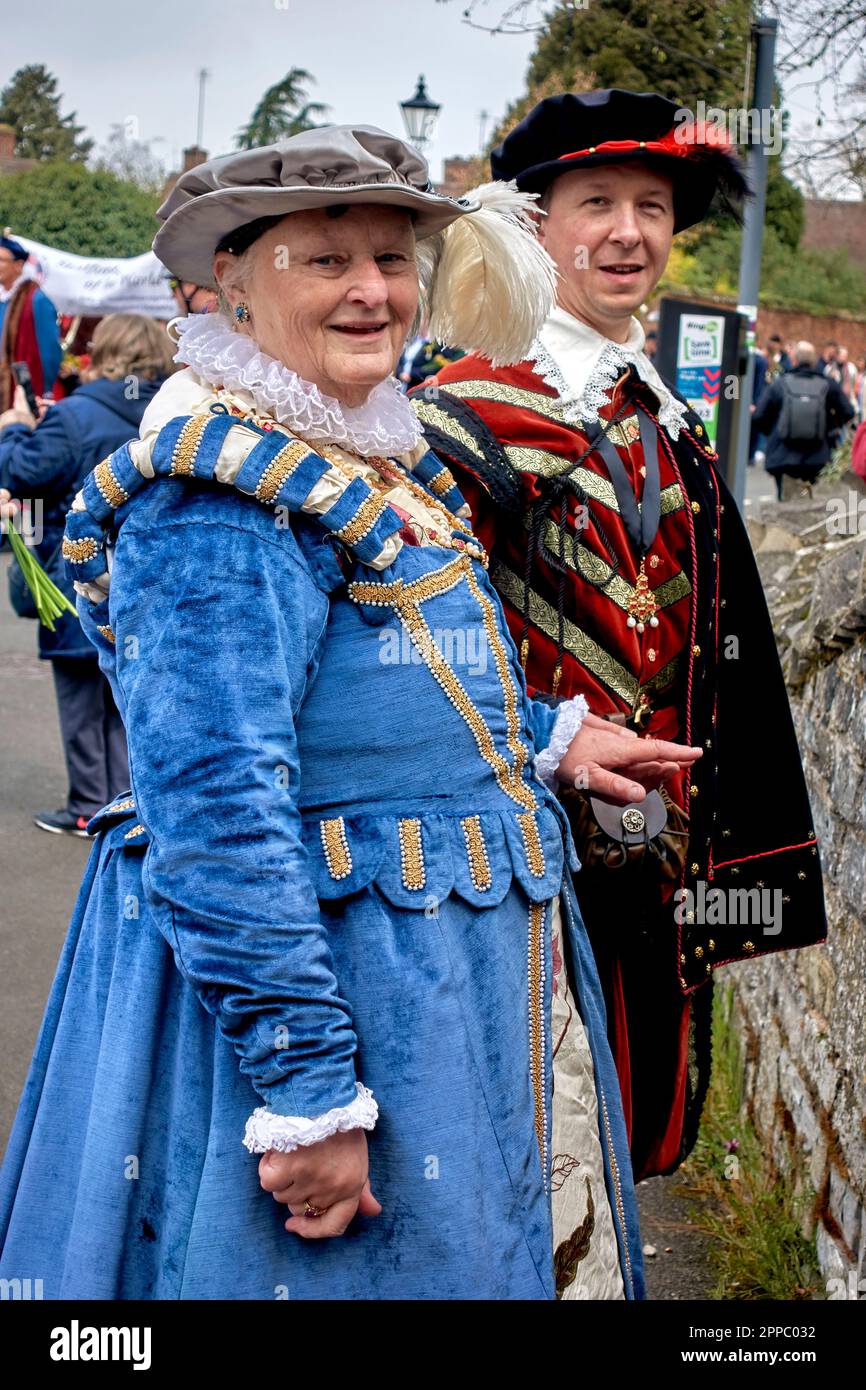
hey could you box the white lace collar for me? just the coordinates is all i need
[170,313,423,458]
[528,306,688,440]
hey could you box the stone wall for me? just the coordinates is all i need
[721,477,866,1291]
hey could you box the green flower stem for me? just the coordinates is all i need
[5,518,79,631]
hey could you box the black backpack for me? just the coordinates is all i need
[777,373,830,449]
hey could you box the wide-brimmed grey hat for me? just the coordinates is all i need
[154,124,478,286]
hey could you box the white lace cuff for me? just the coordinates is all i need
[242,1081,378,1154]
[534,694,590,790]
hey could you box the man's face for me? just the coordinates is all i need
[537,162,675,339]
[0,252,23,291]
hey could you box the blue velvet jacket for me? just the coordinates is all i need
[50,400,644,1298]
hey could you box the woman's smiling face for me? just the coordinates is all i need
[213,205,419,406]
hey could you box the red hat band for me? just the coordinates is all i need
[557,124,734,165]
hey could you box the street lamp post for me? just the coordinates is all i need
[399,75,442,160]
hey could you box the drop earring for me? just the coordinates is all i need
[235,302,251,324]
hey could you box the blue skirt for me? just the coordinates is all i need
[0,829,643,1300]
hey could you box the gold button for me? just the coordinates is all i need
[798,871,806,880]
[756,880,765,889]
[690,862,699,874]
[731,866,739,876]
[706,962,712,974]
[680,953,687,964]
[693,644,701,656]
[647,648,656,662]
[690,784,698,797]
[649,554,661,568]
[720,598,727,608]
[743,940,755,952]
[708,939,715,951]
[695,945,704,959]
[705,738,712,748]
[722,828,731,837]
[695,424,704,436]
[691,500,701,514]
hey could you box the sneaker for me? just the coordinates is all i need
[32,808,93,838]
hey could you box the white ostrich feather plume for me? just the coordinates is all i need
[417,181,558,367]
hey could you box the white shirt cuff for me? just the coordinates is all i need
[242,1081,378,1154]
[534,694,590,790]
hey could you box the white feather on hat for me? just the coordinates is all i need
[417,182,557,367]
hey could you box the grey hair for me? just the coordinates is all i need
[213,241,262,327]
[794,340,817,368]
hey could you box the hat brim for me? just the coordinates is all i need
[516,148,735,233]
[153,183,472,286]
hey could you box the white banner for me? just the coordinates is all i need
[10,235,176,319]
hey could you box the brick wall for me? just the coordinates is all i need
[722,487,866,1290]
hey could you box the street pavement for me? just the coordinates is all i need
[0,552,91,1151]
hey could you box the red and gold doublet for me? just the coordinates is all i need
[413,349,827,1180]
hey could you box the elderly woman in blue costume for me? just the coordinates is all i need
[0,126,702,1300]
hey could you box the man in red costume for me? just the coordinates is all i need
[414,90,827,1182]
[0,235,61,413]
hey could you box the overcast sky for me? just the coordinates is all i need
[3,1,850,195]
[3,0,539,180]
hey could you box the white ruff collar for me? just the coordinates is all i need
[529,306,688,440]
[170,314,423,458]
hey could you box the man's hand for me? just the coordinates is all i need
[258,1128,382,1240]
[556,712,702,804]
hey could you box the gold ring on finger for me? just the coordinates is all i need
[303,1200,327,1218]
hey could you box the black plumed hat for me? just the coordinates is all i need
[491,89,750,232]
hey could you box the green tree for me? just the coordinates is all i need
[235,69,328,149]
[0,64,92,161]
[525,0,751,109]
[0,162,157,257]
[490,1,804,250]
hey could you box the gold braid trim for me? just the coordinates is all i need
[62,536,98,563]
[170,414,209,477]
[461,815,492,891]
[426,464,456,497]
[93,458,128,509]
[334,491,388,546]
[398,818,425,890]
[320,817,352,881]
[518,812,546,877]
[255,439,310,504]
[528,900,546,1173]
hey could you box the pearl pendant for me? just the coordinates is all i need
[627,615,637,628]
[636,621,645,633]
[649,615,659,627]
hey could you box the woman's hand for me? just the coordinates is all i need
[258,1128,382,1239]
[0,385,39,432]
[556,712,703,803]
[0,487,20,525]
